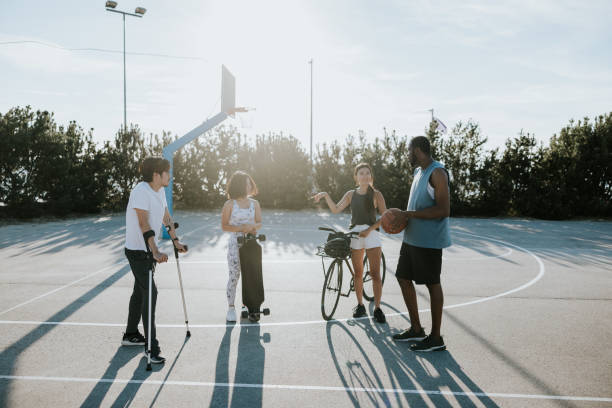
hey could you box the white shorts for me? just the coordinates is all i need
[350,224,382,250]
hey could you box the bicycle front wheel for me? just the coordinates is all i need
[321,259,343,320]
[362,252,386,302]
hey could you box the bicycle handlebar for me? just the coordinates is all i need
[318,226,360,238]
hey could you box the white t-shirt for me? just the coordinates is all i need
[125,181,168,251]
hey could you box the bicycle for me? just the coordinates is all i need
[316,226,387,320]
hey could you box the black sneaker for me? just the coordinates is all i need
[144,350,166,364]
[373,307,386,323]
[392,327,426,342]
[121,332,145,346]
[410,335,446,352]
[352,304,367,318]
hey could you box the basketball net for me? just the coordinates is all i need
[237,108,255,129]
[229,108,255,129]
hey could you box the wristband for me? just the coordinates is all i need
[143,230,155,242]
[172,237,179,242]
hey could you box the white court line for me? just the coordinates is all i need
[0,231,545,328]
[263,226,326,232]
[417,231,545,313]
[0,263,124,317]
[381,235,514,261]
[0,220,213,317]
[0,375,609,402]
[178,226,322,234]
[0,231,543,328]
[172,239,515,265]
[178,245,513,264]
[442,247,513,261]
[179,259,322,264]
[174,219,219,239]
[0,320,126,327]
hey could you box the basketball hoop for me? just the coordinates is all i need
[227,107,256,129]
[238,108,255,129]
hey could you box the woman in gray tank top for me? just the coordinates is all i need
[312,163,388,323]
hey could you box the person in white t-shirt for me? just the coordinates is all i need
[122,157,187,364]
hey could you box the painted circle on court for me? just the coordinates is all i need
[174,230,546,328]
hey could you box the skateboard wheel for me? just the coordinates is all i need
[259,234,266,242]
[263,308,270,315]
[248,313,260,322]
[241,311,248,318]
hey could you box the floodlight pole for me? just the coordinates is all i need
[309,58,313,162]
[123,13,126,130]
[105,6,144,131]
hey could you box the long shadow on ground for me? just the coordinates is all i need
[79,346,160,408]
[208,322,269,408]
[326,319,500,407]
[0,263,130,408]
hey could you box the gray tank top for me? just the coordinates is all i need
[350,187,376,227]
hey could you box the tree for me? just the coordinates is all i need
[104,125,146,211]
[428,120,488,215]
[2,105,610,219]
[0,107,55,216]
[250,133,311,209]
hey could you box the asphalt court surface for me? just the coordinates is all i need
[0,211,611,407]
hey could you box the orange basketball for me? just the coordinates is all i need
[381,208,407,234]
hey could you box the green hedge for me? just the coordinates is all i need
[1,106,610,219]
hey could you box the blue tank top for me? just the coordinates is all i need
[402,160,451,249]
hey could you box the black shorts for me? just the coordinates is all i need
[395,242,443,285]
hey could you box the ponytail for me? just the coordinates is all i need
[365,185,375,213]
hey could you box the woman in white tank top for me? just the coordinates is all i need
[221,171,262,322]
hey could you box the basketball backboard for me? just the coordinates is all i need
[221,65,235,116]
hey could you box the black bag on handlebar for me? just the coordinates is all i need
[326,232,344,242]
[324,236,351,259]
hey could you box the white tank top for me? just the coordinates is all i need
[229,199,255,236]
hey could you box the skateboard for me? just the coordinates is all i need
[238,233,270,321]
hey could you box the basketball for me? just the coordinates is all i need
[381,208,407,234]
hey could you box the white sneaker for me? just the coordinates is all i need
[226,307,237,322]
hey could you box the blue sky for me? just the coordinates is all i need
[1,0,611,152]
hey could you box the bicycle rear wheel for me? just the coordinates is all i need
[321,259,343,320]
[362,252,386,302]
